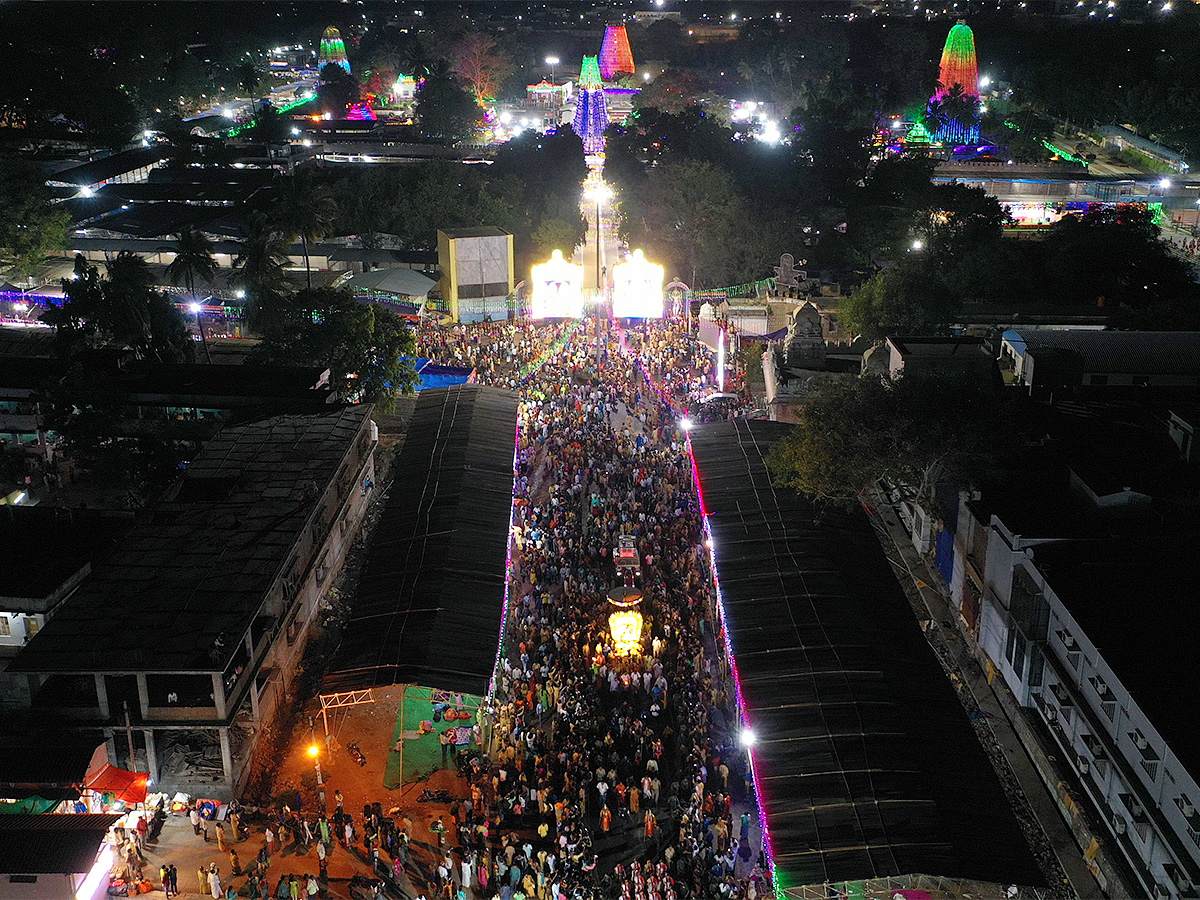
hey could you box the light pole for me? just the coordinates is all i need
[307,744,325,808]
[188,301,211,363]
[583,181,613,365]
[545,56,560,83]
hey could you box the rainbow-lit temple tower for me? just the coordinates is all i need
[599,24,635,81]
[929,19,980,144]
[319,26,351,74]
[573,55,609,157]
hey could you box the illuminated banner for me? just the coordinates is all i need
[530,250,584,319]
[611,249,664,319]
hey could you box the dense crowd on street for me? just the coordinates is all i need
[403,316,767,900]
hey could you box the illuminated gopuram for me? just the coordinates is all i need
[929,19,980,144]
[319,26,351,74]
[599,24,635,81]
[573,55,610,160]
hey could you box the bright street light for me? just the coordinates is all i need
[188,301,202,315]
[545,56,560,66]
[739,728,757,747]
[1158,178,1172,189]
[234,289,246,300]
[911,239,924,251]
[307,745,319,758]
[680,416,694,431]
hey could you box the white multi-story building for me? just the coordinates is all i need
[946,411,1200,900]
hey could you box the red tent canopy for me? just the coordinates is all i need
[84,747,148,806]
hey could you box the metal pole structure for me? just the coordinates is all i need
[595,196,602,367]
[397,684,407,788]
[123,702,137,771]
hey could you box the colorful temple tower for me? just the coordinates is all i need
[599,24,635,81]
[573,56,610,157]
[319,26,351,74]
[928,19,980,144]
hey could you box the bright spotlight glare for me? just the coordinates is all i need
[188,302,202,315]
[679,416,694,431]
[307,745,319,758]
[1159,178,1172,189]
[912,239,924,250]
[234,289,246,300]
[739,728,757,747]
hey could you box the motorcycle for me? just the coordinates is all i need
[347,742,367,767]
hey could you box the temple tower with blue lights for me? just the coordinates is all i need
[573,55,610,160]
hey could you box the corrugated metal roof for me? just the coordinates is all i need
[690,420,1046,889]
[0,814,119,874]
[1007,329,1200,376]
[324,385,517,696]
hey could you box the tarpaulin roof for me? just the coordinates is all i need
[85,744,149,806]
[689,420,1045,891]
[324,385,518,696]
[0,732,104,800]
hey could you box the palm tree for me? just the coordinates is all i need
[233,211,291,331]
[736,61,758,99]
[103,251,156,358]
[924,98,949,137]
[166,225,217,362]
[277,178,339,290]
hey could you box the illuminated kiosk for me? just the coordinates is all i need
[611,249,665,319]
[319,26,351,74]
[530,249,585,319]
[929,20,980,145]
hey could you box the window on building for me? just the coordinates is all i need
[24,617,39,638]
[0,615,10,636]
[1005,623,1027,675]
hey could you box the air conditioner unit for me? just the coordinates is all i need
[1131,799,1146,818]
[1152,883,1170,900]
[1063,634,1077,649]
[1114,817,1127,835]
[1078,756,1090,774]
[1183,799,1196,817]
[1136,734,1149,751]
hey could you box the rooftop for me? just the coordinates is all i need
[690,419,1045,890]
[438,226,511,240]
[47,147,167,188]
[0,508,131,611]
[324,385,517,696]
[0,814,119,874]
[1004,329,1200,376]
[1032,535,1200,776]
[8,407,371,675]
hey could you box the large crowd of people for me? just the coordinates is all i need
[404,315,767,900]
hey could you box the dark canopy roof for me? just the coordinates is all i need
[324,385,518,697]
[0,732,105,799]
[689,420,1045,890]
[0,814,119,874]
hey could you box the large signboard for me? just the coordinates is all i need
[611,249,664,319]
[530,250,584,319]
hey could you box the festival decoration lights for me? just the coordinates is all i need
[319,26,351,74]
[573,55,610,156]
[611,249,665,319]
[599,24,635,80]
[530,250,585,319]
[608,609,644,657]
[929,20,980,145]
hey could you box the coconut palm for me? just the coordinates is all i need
[233,211,291,331]
[277,177,339,290]
[737,61,758,98]
[166,225,217,362]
